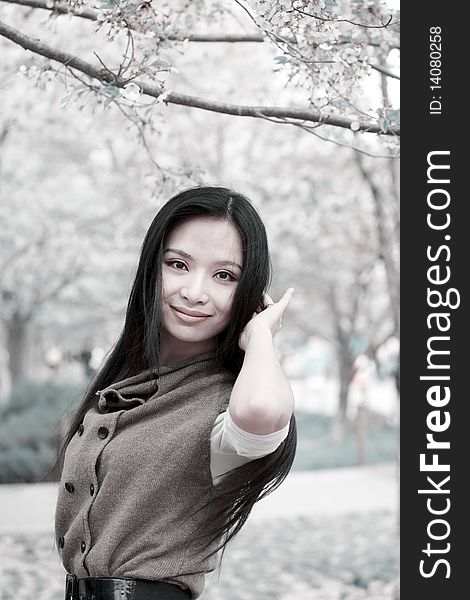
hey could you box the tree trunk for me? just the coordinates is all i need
[338,371,350,424]
[6,312,29,385]
[394,358,400,397]
[0,322,12,403]
[354,152,400,337]
[331,360,353,440]
[356,404,367,465]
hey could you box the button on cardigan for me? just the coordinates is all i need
[54,352,255,599]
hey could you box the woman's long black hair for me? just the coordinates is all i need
[52,186,297,564]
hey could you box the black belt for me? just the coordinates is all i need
[65,573,191,600]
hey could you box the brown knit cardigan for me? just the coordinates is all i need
[54,352,239,598]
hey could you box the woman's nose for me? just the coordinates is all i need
[180,274,209,304]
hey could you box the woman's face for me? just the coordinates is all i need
[160,216,243,362]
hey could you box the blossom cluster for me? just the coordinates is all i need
[249,0,399,124]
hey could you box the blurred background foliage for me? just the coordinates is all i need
[0,378,398,483]
[0,0,399,484]
[0,381,81,483]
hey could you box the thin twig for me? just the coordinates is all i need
[371,63,400,80]
[249,111,399,159]
[233,0,258,28]
[291,8,397,30]
[295,123,400,160]
[328,83,377,121]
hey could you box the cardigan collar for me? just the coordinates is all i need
[96,351,218,412]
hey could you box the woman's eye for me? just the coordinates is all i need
[167,260,187,270]
[215,271,236,282]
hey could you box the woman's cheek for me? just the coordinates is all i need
[217,289,236,321]
[162,272,178,296]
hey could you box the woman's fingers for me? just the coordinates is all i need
[263,293,274,308]
[257,288,294,318]
[277,288,295,313]
[267,289,294,330]
[275,289,294,332]
[263,289,294,308]
[255,293,273,313]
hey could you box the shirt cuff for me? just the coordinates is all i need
[223,407,291,458]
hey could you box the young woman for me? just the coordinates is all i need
[55,186,297,600]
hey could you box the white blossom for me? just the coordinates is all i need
[122,83,141,102]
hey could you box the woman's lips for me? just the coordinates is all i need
[171,306,211,323]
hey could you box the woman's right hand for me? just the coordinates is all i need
[238,288,294,351]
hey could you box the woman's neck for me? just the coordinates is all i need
[159,329,216,367]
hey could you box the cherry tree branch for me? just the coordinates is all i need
[0,18,117,82]
[0,18,400,135]
[1,0,96,19]
[25,263,86,318]
[372,63,399,80]
[0,0,400,55]
[0,122,11,143]
[0,237,45,277]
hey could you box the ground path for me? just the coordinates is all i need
[0,464,399,600]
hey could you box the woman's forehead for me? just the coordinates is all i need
[165,216,243,263]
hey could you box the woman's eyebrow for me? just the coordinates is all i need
[163,247,191,259]
[163,248,242,270]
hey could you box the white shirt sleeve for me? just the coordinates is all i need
[210,408,291,485]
